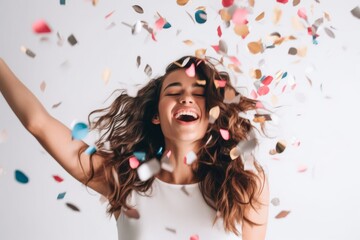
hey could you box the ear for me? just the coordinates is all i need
[152,114,160,124]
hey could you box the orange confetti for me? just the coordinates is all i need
[275,210,290,219]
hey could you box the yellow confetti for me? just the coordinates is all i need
[196,80,206,85]
[195,48,207,59]
[273,6,282,25]
[102,68,111,84]
[183,40,194,46]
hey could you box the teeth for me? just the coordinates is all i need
[175,110,198,119]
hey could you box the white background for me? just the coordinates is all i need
[1,0,360,240]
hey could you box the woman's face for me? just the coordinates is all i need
[154,69,209,145]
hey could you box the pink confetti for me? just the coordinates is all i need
[291,83,297,90]
[53,175,64,182]
[211,45,220,53]
[129,156,140,169]
[232,8,248,25]
[155,17,166,31]
[297,8,308,21]
[257,85,270,96]
[281,85,287,93]
[214,79,226,88]
[276,0,288,3]
[190,234,200,240]
[250,89,258,99]
[185,63,195,77]
[255,101,264,109]
[297,164,308,173]
[32,20,51,34]
[105,10,115,19]
[220,129,230,140]
[217,25,222,37]
[229,56,241,66]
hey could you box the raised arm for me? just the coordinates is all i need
[0,58,110,196]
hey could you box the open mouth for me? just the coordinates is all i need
[174,110,199,122]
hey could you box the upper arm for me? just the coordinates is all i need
[242,172,270,240]
[29,114,110,197]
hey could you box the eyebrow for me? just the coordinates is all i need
[163,82,205,91]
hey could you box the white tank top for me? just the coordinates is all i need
[116,177,242,240]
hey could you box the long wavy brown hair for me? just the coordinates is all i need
[81,55,265,235]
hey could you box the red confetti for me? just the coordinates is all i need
[211,45,220,53]
[261,76,273,85]
[217,25,222,37]
[53,175,64,183]
[276,0,288,3]
[32,20,51,34]
[190,234,200,240]
[222,0,234,7]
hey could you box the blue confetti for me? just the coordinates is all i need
[71,122,89,140]
[163,22,171,29]
[134,151,146,161]
[15,169,29,184]
[57,192,66,200]
[195,10,207,24]
[60,0,65,5]
[282,72,288,79]
[85,145,96,155]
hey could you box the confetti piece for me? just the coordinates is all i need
[0,129,8,143]
[232,8,248,25]
[214,79,226,88]
[32,20,51,34]
[183,40,194,46]
[134,151,146,161]
[136,56,141,68]
[181,186,190,196]
[255,12,265,21]
[129,156,140,169]
[57,192,66,200]
[131,20,143,35]
[297,8,308,21]
[66,202,80,212]
[105,10,115,19]
[217,26,222,37]
[297,164,308,172]
[137,158,160,181]
[261,76,273,85]
[53,175,64,183]
[52,102,62,108]
[293,0,300,6]
[219,129,230,140]
[132,5,144,14]
[102,68,111,84]
[288,47,297,55]
[165,227,177,234]
[60,0,65,5]
[276,140,286,153]
[155,17,166,31]
[71,121,88,140]
[276,0,288,4]
[85,145,96,154]
[20,46,36,58]
[56,32,64,46]
[92,0,98,6]
[222,0,234,7]
[67,34,78,46]
[257,85,269,96]
[234,24,249,39]
[230,146,241,160]
[124,209,140,219]
[275,210,290,219]
[40,81,46,92]
[324,27,335,38]
[190,234,200,240]
[209,106,220,124]
[99,195,107,204]
[351,6,360,19]
[247,41,263,54]
[273,6,282,24]
[184,151,197,165]
[177,0,189,6]
[185,63,195,77]
[144,64,152,77]
[15,169,29,184]
[195,10,207,24]
[271,197,280,206]
[195,49,207,58]
[196,80,206,85]
[163,22,171,29]
[161,151,174,172]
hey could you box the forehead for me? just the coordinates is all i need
[162,69,199,89]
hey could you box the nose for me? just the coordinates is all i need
[179,95,194,104]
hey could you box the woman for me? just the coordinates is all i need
[0,55,269,239]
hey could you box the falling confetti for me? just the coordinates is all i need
[271,197,280,206]
[32,20,51,33]
[181,185,190,196]
[275,210,290,219]
[209,106,220,124]
[351,6,360,19]
[60,0,65,5]
[129,156,140,169]
[71,122,89,140]
[276,0,288,4]
[195,9,207,24]
[136,56,141,68]
[177,0,189,6]
[0,129,8,143]
[53,175,64,183]
[255,12,265,21]
[102,68,111,84]
[132,5,144,14]
[324,27,335,38]
[219,129,230,140]
[40,81,46,92]
[144,64,152,77]
[57,192,66,200]
[184,151,197,165]
[185,63,195,77]
[66,202,80,212]
[134,151,146,161]
[124,209,140,219]
[15,169,29,184]
[222,0,234,8]
[190,234,200,240]
[67,34,78,46]
[20,46,36,58]
[137,158,160,181]
[297,164,308,172]
[247,41,263,54]
[165,227,177,234]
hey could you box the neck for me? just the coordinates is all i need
[156,140,199,184]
